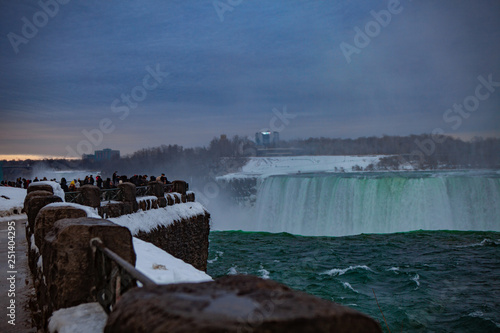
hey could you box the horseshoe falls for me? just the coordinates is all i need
[208,170,500,332]
[253,172,500,236]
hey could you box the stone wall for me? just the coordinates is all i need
[105,275,382,333]
[135,212,210,272]
[25,183,136,330]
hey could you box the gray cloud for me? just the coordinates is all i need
[0,0,499,157]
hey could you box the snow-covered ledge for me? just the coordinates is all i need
[110,202,211,272]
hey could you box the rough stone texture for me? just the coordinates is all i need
[138,197,158,211]
[28,206,88,275]
[171,180,187,195]
[78,185,101,208]
[136,213,210,272]
[167,193,181,204]
[28,183,54,194]
[105,275,382,333]
[158,197,167,208]
[148,181,165,197]
[26,195,63,242]
[34,206,88,249]
[41,217,135,326]
[98,202,125,218]
[118,182,138,212]
[186,192,195,202]
[23,190,53,212]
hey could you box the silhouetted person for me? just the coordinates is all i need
[60,178,69,192]
[96,176,103,188]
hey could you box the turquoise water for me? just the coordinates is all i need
[208,230,500,332]
[209,171,500,332]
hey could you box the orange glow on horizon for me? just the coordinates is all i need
[0,154,79,161]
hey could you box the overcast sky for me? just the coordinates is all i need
[1,0,499,158]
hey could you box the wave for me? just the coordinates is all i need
[342,282,359,293]
[456,238,500,248]
[258,264,270,279]
[321,265,373,276]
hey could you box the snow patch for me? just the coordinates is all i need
[30,181,65,201]
[0,186,26,217]
[30,234,39,254]
[218,155,387,180]
[133,237,212,284]
[44,202,101,219]
[109,202,206,235]
[48,302,107,333]
[138,195,158,203]
[37,256,43,272]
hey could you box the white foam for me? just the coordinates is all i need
[342,282,359,293]
[321,265,373,276]
[258,265,270,279]
[387,267,400,274]
[456,238,500,248]
[411,273,420,288]
[228,266,238,275]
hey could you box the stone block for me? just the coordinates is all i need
[171,180,187,195]
[42,218,135,317]
[157,197,167,208]
[105,275,382,333]
[148,181,165,198]
[166,194,174,206]
[186,192,195,202]
[151,198,158,209]
[79,185,101,208]
[118,182,136,202]
[28,183,54,194]
[118,182,138,211]
[34,205,88,249]
[29,205,88,275]
[99,202,125,218]
[173,194,181,204]
[24,190,53,212]
[26,195,63,242]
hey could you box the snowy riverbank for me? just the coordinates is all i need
[218,155,390,180]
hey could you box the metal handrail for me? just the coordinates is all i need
[100,188,122,202]
[65,191,82,203]
[91,238,156,313]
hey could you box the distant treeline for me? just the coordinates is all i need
[2,134,499,181]
[285,135,500,169]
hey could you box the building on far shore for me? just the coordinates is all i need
[83,148,120,161]
[255,131,279,147]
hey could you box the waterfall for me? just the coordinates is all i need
[253,172,500,236]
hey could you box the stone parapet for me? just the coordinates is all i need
[105,275,382,333]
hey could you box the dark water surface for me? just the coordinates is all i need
[208,230,500,332]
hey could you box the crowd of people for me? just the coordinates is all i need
[0,171,171,192]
